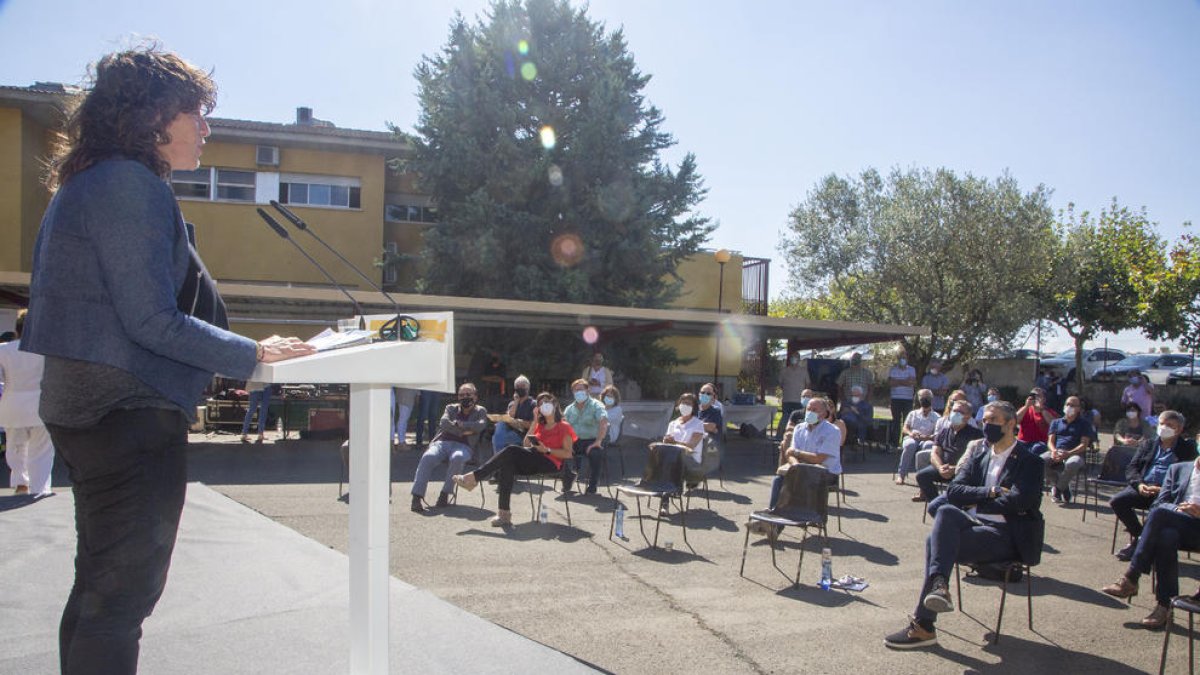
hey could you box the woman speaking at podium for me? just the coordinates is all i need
[21,45,313,674]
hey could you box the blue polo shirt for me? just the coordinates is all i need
[1048,416,1095,451]
[1142,439,1182,486]
[697,404,723,436]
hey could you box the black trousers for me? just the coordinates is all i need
[1128,505,1200,604]
[471,444,559,510]
[915,505,1017,624]
[47,408,189,675]
[571,438,604,490]
[890,397,912,445]
[1109,486,1156,538]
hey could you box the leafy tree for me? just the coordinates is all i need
[1039,200,1167,391]
[778,167,1056,380]
[1140,229,1200,352]
[404,0,713,392]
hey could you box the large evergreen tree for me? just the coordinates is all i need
[406,0,713,393]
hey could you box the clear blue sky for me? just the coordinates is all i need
[2,0,1197,352]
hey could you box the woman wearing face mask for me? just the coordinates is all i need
[974,387,1002,423]
[454,392,577,527]
[839,385,875,448]
[960,369,987,410]
[601,385,624,445]
[563,379,609,494]
[1113,402,1148,447]
[896,389,940,484]
[655,392,706,514]
[1120,371,1154,425]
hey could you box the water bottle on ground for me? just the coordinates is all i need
[819,548,833,590]
[614,503,626,539]
[538,503,548,524]
[276,417,283,435]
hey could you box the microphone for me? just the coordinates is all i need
[256,208,364,320]
[269,200,401,312]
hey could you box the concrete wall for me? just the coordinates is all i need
[0,107,24,273]
[1082,382,1200,433]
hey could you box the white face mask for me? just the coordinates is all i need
[850,396,861,404]
[1126,410,1139,420]
[899,358,907,367]
[1064,405,1078,417]
[930,368,939,375]
[539,402,556,417]
[804,410,820,425]
[949,412,965,427]
[1158,425,1177,440]
[678,404,693,417]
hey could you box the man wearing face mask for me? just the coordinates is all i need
[492,375,535,455]
[914,401,983,502]
[974,388,1001,424]
[896,389,939,485]
[563,379,609,494]
[775,352,809,441]
[409,383,488,512]
[839,385,875,448]
[921,360,950,412]
[836,352,874,404]
[885,401,1044,649]
[696,382,725,437]
[1102,411,1200,629]
[1109,410,1197,561]
[888,348,918,447]
[766,397,842,510]
[1041,395,1094,505]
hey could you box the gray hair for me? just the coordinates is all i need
[983,400,1016,423]
[1160,410,1186,427]
[514,374,530,388]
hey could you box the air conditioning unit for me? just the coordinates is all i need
[256,145,280,166]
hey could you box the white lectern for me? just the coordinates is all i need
[249,312,455,675]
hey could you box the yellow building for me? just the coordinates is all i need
[0,83,762,387]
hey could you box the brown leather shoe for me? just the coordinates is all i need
[1141,603,1171,630]
[1101,575,1138,599]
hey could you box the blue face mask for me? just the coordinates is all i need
[800,397,810,408]
[699,393,712,405]
[573,390,588,403]
[804,410,821,425]
[987,394,997,403]
[603,396,615,407]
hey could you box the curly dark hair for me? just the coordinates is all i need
[47,43,216,189]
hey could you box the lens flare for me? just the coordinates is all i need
[582,326,599,345]
[521,62,538,80]
[550,232,584,268]
[539,125,556,150]
[548,164,564,186]
[517,39,530,55]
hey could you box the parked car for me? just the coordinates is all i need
[1092,353,1194,385]
[1039,348,1127,382]
[1001,349,1042,360]
[1166,358,1200,385]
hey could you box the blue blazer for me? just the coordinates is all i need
[947,439,1046,565]
[21,159,257,414]
[1152,459,1199,509]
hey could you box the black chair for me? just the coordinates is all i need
[952,514,1044,645]
[608,443,688,550]
[1082,445,1137,523]
[1159,594,1199,675]
[524,466,574,526]
[739,463,831,587]
[683,436,723,510]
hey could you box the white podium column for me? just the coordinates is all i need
[348,383,391,674]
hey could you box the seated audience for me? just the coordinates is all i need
[974,387,1001,423]
[959,369,987,411]
[410,383,488,513]
[656,392,706,514]
[1113,402,1150,447]
[839,385,875,447]
[767,397,842,510]
[564,378,609,494]
[491,375,534,453]
[896,389,939,485]
[1041,395,1094,505]
[601,384,624,445]
[1102,444,1200,629]
[884,401,1044,649]
[1109,411,1197,561]
[697,382,724,438]
[914,400,983,503]
[454,393,577,527]
[934,390,977,433]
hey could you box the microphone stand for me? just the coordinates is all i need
[256,208,365,322]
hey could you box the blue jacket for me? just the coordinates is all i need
[947,439,1046,566]
[21,159,257,413]
[1151,459,1199,509]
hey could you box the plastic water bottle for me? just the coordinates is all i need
[818,548,833,590]
[614,503,626,538]
[276,417,283,435]
[538,503,548,524]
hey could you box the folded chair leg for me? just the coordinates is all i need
[679,498,692,552]
[652,507,662,548]
[704,477,711,510]
[634,498,651,548]
[527,477,537,520]
[608,495,618,541]
[1157,607,1171,675]
[796,528,809,586]
[739,521,752,577]
[994,566,1011,645]
[1026,566,1033,630]
[955,564,963,610]
[1111,517,1119,555]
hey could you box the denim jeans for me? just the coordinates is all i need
[492,422,524,453]
[47,408,190,675]
[1127,505,1200,604]
[413,391,441,445]
[411,440,472,498]
[240,388,268,436]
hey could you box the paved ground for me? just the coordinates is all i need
[23,430,1200,673]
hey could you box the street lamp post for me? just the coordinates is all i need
[713,249,731,387]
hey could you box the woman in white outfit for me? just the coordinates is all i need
[0,309,54,496]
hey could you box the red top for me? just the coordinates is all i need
[531,420,577,469]
[1017,407,1054,444]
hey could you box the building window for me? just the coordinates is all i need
[385,203,438,223]
[171,167,256,202]
[278,174,362,209]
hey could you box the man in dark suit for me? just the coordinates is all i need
[885,401,1044,649]
[1102,451,1200,629]
[1110,410,1197,561]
